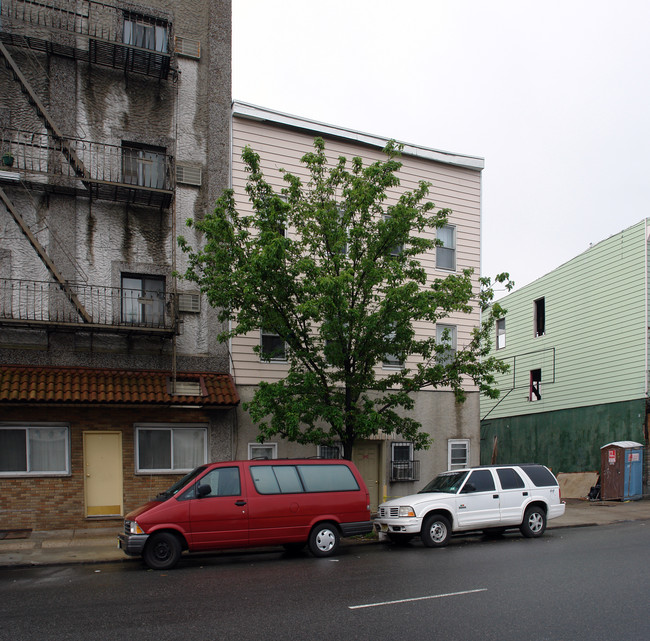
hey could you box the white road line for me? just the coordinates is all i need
[349,588,488,610]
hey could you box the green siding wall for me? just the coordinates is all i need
[480,399,646,473]
[482,219,648,421]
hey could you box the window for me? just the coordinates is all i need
[448,439,469,470]
[195,467,241,497]
[123,13,168,53]
[318,444,342,459]
[121,274,165,326]
[461,469,496,493]
[496,318,506,350]
[122,143,167,189]
[391,442,419,481]
[249,464,360,494]
[383,215,403,256]
[260,328,286,362]
[534,297,545,337]
[529,369,542,402]
[136,425,207,473]
[520,464,558,488]
[249,443,277,459]
[436,324,457,364]
[436,225,456,270]
[250,465,304,494]
[497,467,525,490]
[383,325,404,369]
[0,425,69,475]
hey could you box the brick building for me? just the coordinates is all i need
[0,0,235,531]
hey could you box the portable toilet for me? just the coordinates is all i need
[600,441,644,500]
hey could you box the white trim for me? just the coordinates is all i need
[232,101,484,171]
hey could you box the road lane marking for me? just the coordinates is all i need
[349,588,487,610]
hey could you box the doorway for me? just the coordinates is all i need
[83,431,123,517]
[352,440,382,513]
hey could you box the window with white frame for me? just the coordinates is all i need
[121,273,165,327]
[383,325,404,369]
[249,443,277,459]
[436,324,457,364]
[448,439,469,470]
[260,328,287,361]
[122,143,167,189]
[123,13,168,53]
[391,442,419,481]
[496,318,506,350]
[318,444,342,459]
[436,225,456,270]
[136,425,207,473]
[0,425,70,475]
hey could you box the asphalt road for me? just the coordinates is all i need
[2,522,649,641]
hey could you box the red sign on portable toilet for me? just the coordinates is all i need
[608,449,616,465]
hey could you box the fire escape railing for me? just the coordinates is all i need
[0,278,178,334]
[1,128,174,207]
[0,0,172,79]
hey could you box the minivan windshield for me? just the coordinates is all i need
[418,470,468,494]
[155,465,207,501]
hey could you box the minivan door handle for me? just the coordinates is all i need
[235,500,247,506]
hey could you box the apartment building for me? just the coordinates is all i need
[0,0,235,531]
[481,219,649,491]
[229,102,486,510]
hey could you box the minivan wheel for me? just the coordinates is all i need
[520,506,547,538]
[143,532,182,570]
[308,523,340,557]
[421,514,451,547]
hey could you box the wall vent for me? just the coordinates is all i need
[178,293,200,313]
[175,36,201,59]
[176,164,202,186]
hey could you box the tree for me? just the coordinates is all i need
[178,138,511,460]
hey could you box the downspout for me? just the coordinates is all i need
[645,218,648,399]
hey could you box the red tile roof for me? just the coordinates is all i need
[0,365,239,407]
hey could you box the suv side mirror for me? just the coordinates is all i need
[196,483,212,498]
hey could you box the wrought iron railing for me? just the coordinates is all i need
[0,278,177,332]
[390,459,420,482]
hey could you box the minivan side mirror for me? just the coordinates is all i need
[196,484,212,498]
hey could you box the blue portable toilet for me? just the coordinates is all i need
[600,441,644,501]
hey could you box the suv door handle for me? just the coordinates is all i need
[522,491,528,496]
[235,500,247,506]
[493,494,499,499]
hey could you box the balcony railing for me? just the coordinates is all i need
[0,0,172,79]
[390,460,420,482]
[0,278,177,335]
[0,128,174,207]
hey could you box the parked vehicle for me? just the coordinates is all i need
[119,458,372,569]
[375,464,565,546]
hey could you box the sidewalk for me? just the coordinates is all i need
[2,498,649,568]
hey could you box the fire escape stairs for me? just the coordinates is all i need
[0,39,92,324]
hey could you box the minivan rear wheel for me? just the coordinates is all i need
[308,523,340,557]
[143,532,182,570]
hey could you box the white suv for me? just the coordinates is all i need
[375,464,565,547]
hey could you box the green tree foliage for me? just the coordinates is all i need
[178,138,511,460]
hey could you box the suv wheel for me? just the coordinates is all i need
[421,514,451,547]
[520,506,547,538]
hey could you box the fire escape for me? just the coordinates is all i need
[0,0,177,337]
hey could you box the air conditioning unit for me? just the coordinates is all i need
[174,36,201,59]
[178,293,200,313]
[176,165,202,186]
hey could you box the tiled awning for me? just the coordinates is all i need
[0,365,239,408]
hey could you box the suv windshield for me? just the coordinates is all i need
[155,465,207,501]
[418,470,468,494]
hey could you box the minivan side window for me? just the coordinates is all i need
[497,467,525,490]
[461,469,496,493]
[194,467,241,498]
[250,464,359,494]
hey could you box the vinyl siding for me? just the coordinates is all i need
[230,114,482,387]
[482,219,648,421]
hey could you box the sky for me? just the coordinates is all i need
[232,0,650,293]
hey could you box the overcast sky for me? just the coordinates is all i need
[232,0,650,293]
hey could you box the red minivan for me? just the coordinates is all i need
[118,458,372,569]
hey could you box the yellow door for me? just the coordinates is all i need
[352,441,381,513]
[83,432,123,517]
